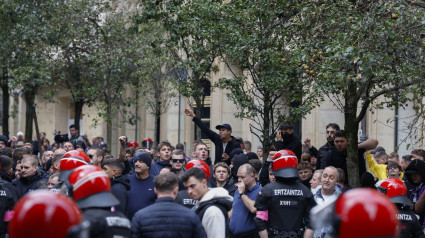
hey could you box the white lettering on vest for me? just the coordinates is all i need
[106,216,131,228]
[183,199,197,205]
[397,214,412,221]
[274,189,303,196]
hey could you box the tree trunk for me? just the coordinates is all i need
[106,102,112,150]
[154,101,161,145]
[24,87,36,143]
[1,67,9,138]
[262,94,271,161]
[74,100,84,129]
[345,81,360,187]
[33,104,42,156]
[195,97,203,143]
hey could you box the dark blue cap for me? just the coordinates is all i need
[215,123,232,131]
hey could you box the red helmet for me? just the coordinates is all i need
[67,165,119,209]
[186,160,211,180]
[128,141,139,148]
[142,138,153,149]
[334,188,399,238]
[272,150,298,179]
[63,150,91,163]
[378,178,413,207]
[59,150,90,182]
[9,190,83,238]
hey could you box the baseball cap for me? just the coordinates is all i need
[215,123,232,131]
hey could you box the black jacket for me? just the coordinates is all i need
[13,171,47,199]
[131,197,206,238]
[274,134,302,161]
[309,142,335,170]
[192,117,240,165]
[83,208,131,238]
[0,172,18,201]
[111,175,130,216]
[326,148,366,186]
[0,180,16,236]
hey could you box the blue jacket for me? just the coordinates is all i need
[149,161,171,177]
[131,197,206,238]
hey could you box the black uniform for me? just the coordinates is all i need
[0,182,16,237]
[176,190,198,209]
[254,180,316,238]
[83,208,131,238]
[396,205,425,238]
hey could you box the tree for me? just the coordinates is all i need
[46,0,103,129]
[132,22,177,145]
[296,0,425,186]
[216,0,320,160]
[1,0,56,142]
[137,0,224,141]
[88,10,142,148]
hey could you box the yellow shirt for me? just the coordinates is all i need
[365,152,403,180]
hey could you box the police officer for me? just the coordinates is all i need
[67,165,131,238]
[254,150,316,238]
[9,190,86,238]
[378,178,424,238]
[310,188,399,238]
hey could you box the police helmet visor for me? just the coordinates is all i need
[76,191,119,209]
[273,167,299,179]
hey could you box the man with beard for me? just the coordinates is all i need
[274,121,302,161]
[127,153,156,220]
[326,130,378,186]
[304,123,340,170]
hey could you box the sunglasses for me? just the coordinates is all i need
[88,154,93,159]
[172,159,185,163]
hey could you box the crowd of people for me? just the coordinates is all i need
[0,109,424,237]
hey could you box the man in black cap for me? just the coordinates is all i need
[185,108,240,165]
[127,152,156,220]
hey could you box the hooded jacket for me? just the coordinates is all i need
[195,187,233,238]
[111,175,130,215]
